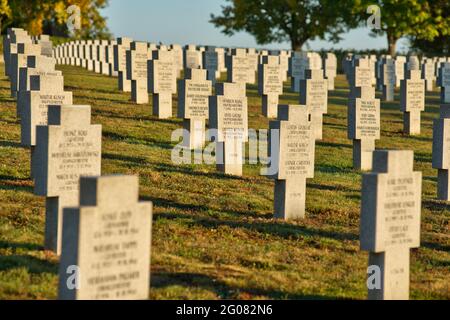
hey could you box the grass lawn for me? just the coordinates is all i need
[0,62,449,300]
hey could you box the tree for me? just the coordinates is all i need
[1,0,111,39]
[0,0,11,33]
[409,0,450,56]
[360,0,450,56]
[210,0,359,51]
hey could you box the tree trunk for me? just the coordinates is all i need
[291,38,305,52]
[387,33,398,57]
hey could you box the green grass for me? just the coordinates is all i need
[0,63,449,300]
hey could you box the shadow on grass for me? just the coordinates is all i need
[155,211,359,242]
[0,241,57,275]
[102,152,148,165]
[103,130,175,150]
[0,254,57,275]
[0,174,33,193]
[154,162,251,181]
[315,163,355,175]
[0,140,22,148]
[317,141,352,150]
[151,271,339,300]
[149,196,269,220]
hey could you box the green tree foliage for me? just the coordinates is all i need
[210,0,359,51]
[0,0,12,33]
[1,0,111,39]
[408,0,450,56]
[360,0,450,56]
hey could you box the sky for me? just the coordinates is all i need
[101,0,409,52]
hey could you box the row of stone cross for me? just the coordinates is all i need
[4,28,152,300]
[4,28,450,300]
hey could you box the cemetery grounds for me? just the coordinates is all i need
[0,61,449,300]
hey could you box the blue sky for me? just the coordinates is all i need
[101,0,409,51]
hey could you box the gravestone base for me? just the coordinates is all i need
[274,177,307,220]
[310,112,324,141]
[353,139,375,171]
[183,118,205,150]
[45,194,78,255]
[403,111,421,135]
[437,169,450,201]
[118,71,131,92]
[131,80,148,104]
[216,139,243,176]
[368,247,410,300]
[382,86,394,102]
[262,94,279,118]
[153,93,172,119]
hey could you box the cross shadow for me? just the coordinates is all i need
[154,211,359,243]
[151,271,340,300]
[0,140,22,148]
[0,241,57,275]
[103,130,175,150]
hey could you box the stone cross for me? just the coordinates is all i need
[58,175,152,300]
[10,42,41,98]
[33,105,102,255]
[438,62,450,104]
[278,51,289,83]
[184,44,202,70]
[258,55,283,118]
[149,50,177,119]
[177,68,212,150]
[19,73,71,148]
[421,59,435,91]
[268,105,315,220]
[114,37,133,92]
[323,53,337,90]
[246,48,258,85]
[202,46,219,85]
[406,56,420,72]
[289,52,304,92]
[432,104,450,200]
[106,41,118,77]
[226,48,250,86]
[18,55,57,92]
[299,69,328,141]
[216,47,227,76]
[169,44,183,78]
[348,59,380,171]
[381,58,396,102]
[360,150,422,300]
[209,82,248,176]
[127,42,150,104]
[395,56,406,88]
[4,28,30,79]
[400,70,425,135]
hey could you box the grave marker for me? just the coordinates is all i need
[114,37,133,92]
[432,104,450,200]
[258,55,283,118]
[400,70,425,135]
[299,69,328,140]
[33,105,102,255]
[149,50,177,119]
[209,83,248,176]
[58,175,152,300]
[268,105,315,220]
[127,42,149,104]
[360,150,422,300]
[177,68,212,149]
